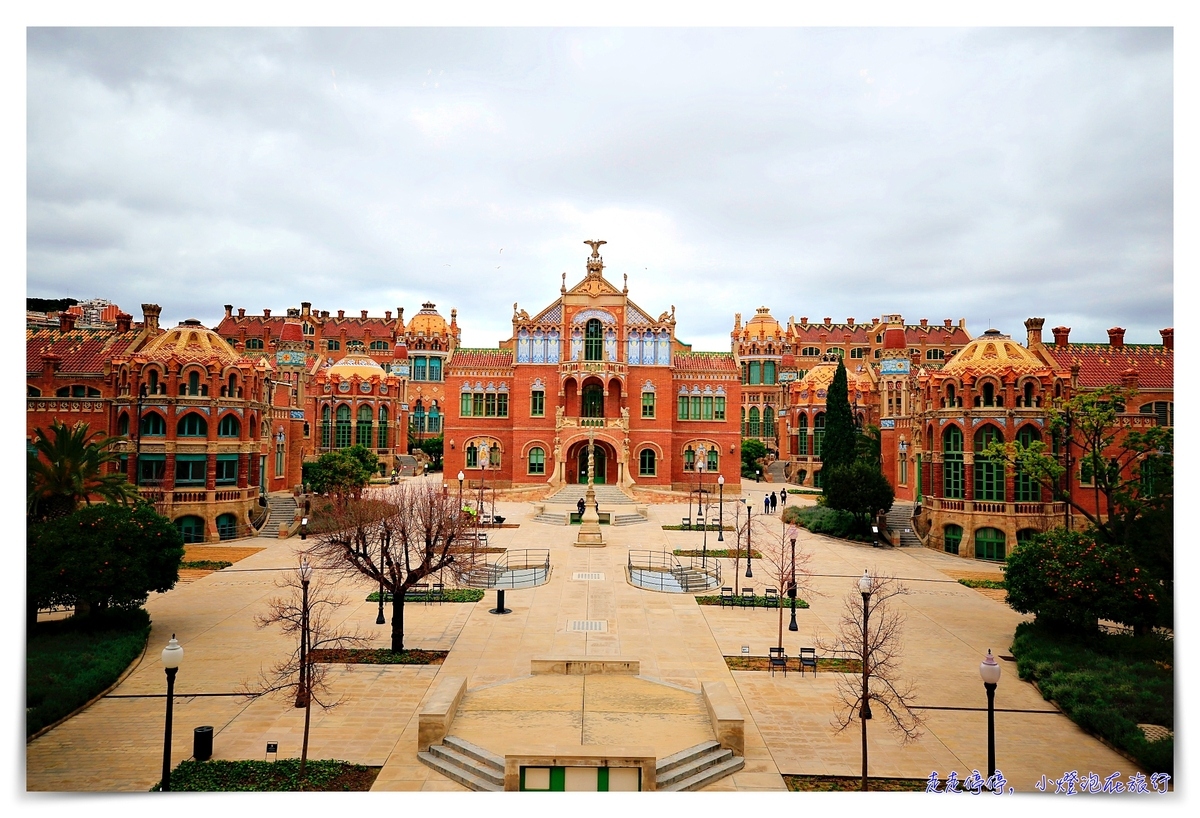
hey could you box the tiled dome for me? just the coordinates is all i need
[408,301,448,335]
[141,319,241,366]
[942,329,1045,376]
[327,353,386,380]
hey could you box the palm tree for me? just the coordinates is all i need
[27,420,138,520]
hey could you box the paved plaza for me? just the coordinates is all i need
[26,478,1133,792]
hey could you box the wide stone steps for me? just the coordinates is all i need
[656,740,744,791]
[886,501,920,547]
[258,496,298,538]
[611,513,647,526]
[418,736,504,792]
[545,484,634,505]
[533,512,568,526]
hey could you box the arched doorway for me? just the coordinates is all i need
[577,445,608,484]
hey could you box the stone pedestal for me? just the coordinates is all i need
[574,484,605,547]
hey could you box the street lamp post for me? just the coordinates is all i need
[743,500,753,579]
[296,559,312,708]
[478,443,489,524]
[698,453,708,568]
[858,569,873,792]
[980,648,1001,783]
[376,528,388,625]
[787,526,799,631]
[457,470,465,514]
[733,500,741,595]
[159,634,183,791]
[717,474,725,542]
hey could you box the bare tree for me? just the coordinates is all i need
[816,570,924,791]
[752,520,816,651]
[245,561,369,780]
[305,481,483,652]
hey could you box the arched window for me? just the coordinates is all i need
[356,405,374,447]
[245,338,264,350]
[177,413,207,437]
[584,319,603,361]
[1022,381,1035,408]
[813,412,825,457]
[943,426,963,499]
[1140,401,1173,427]
[321,405,332,448]
[528,447,546,475]
[706,448,718,472]
[926,348,945,361]
[147,369,161,394]
[639,448,657,477]
[184,370,201,397]
[216,513,238,540]
[378,405,389,449]
[850,347,866,359]
[683,446,695,471]
[979,381,999,408]
[370,340,390,351]
[335,405,351,448]
[56,385,102,398]
[974,527,1006,562]
[1014,425,1040,502]
[466,442,478,468]
[796,413,808,455]
[748,406,760,438]
[218,414,240,437]
[141,412,166,436]
[763,407,775,438]
[412,399,426,435]
[946,383,957,408]
[227,372,239,398]
[117,413,130,436]
[582,384,604,418]
[176,515,206,544]
[427,401,440,433]
[943,524,963,555]
[800,347,821,356]
[326,339,340,351]
[27,385,41,397]
[974,425,1005,501]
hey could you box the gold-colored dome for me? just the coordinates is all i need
[942,329,1044,376]
[328,354,386,380]
[141,319,241,366]
[745,306,781,337]
[794,355,872,397]
[408,301,448,335]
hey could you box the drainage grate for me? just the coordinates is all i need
[567,620,609,632]
[572,572,605,581]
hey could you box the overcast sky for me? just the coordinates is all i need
[26,27,1173,352]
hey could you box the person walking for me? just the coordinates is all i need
[763,493,770,514]
[770,491,778,513]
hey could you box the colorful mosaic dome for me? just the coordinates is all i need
[744,306,782,337]
[793,354,872,399]
[141,319,241,366]
[942,329,1045,376]
[327,353,386,380]
[407,301,448,335]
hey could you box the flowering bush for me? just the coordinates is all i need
[1004,527,1161,633]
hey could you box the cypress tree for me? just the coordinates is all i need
[822,358,858,474]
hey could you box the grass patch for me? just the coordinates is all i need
[958,578,1006,590]
[781,505,874,541]
[697,595,809,609]
[1010,620,1173,775]
[367,589,484,603]
[308,648,447,665]
[725,655,861,674]
[152,759,378,791]
[661,525,734,531]
[674,549,762,559]
[784,774,925,792]
[27,608,151,737]
[180,560,233,571]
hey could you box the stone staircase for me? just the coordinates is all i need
[258,495,298,538]
[533,511,569,525]
[545,484,634,505]
[885,501,920,547]
[655,740,745,791]
[611,512,645,526]
[395,454,419,476]
[765,460,788,483]
[418,736,504,792]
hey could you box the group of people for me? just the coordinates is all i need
[761,490,787,514]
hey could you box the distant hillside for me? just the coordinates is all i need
[27,297,78,313]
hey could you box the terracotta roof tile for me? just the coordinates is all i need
[673,352,738,373]
[27,327,143,374]
[1042,344,1173,390]
[448,348,514,369]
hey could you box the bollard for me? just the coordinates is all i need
[490,588,511,615]
[193,725,213,761]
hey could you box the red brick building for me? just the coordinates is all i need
[442,242,742,492]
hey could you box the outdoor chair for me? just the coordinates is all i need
[720,587,734,608]
[406,583,429,603]
[799,647,818,676]
[741,587,755,608]
[481,513,492,527]
[681,517,691,530]
[764,587,779,607]
[695,517,705,531]
[431,582,445,604]
[769,646,788,677]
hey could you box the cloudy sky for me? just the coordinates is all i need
[26,26,1173,351]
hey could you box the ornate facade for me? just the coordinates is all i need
[442,241,742,492]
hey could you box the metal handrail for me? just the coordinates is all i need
[463,548,550,589]
[627,550,721,592]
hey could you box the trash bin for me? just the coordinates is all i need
[194,725,213,761]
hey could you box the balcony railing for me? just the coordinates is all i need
[924,497,1066,516]
[137,486,261,504]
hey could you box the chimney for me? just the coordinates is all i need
[224,304,233,318]
[920,318,928,327]
[1121,368,1139,389]
[385,310,392,321]
[847,317,855,325]
[800,316,808,324]
[1107,327,1125,349]
[1160,327,1173,350]
[361,310,369,319]
[42,352,61,376]
[263,309,271,318]
[321,310,329,319]
[338,310,345,319]
[871,318,878,324]
[1024,317,1045,347]
[115,312,132,333]
[823,317,831,325]
[944,319,952,327]
[59,312,77,331]
[1052,326,1071,346]
[237,308,245,318]
[301,301,311,315]
[141,304,161,332]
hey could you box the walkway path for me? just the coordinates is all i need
[27,476,1133,792]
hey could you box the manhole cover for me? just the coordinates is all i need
[567,620,609,632]
[572,572,605,581]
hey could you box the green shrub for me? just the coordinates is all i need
[958,578,1005,590]
[153,758,376,791]
[26,608,151,736]
[782,505,858,539]
[1010,620,1173,775]
[367,588,483,603]
[180,560,233,571]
